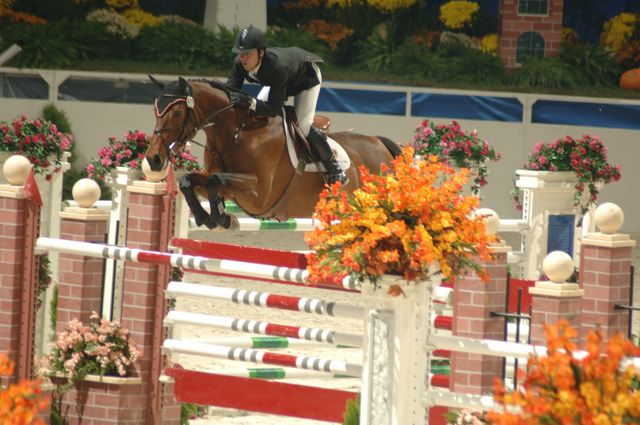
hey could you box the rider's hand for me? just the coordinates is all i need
[229,91,253,108]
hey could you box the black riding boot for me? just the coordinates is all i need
[307,126,348,185]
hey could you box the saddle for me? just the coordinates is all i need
[282,105,331,166]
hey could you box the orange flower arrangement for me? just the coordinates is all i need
[488,321,640,425]
[0,353,49,424]
[305,19,354,50]
[305,146,496,287]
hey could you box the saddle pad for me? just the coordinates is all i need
[283,109,350,173]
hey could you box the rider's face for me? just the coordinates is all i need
[238,50,261,72]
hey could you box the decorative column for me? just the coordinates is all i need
[57,179,110,331]
[0,155,40,383]
[515,170,594,280]
[359,271,439,425]
[122,177,180,425]
[529,251,584,346]
[451,209,510,394]
[579,202,636,342]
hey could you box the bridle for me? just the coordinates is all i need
[152,83,242,161]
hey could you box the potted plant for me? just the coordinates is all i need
[512,135,621,220]
[409,119,501,195]
[0,353,49,423]
[44,312,141,423]
[304,146,497,289]
[0,115,74,180]
[488,321,640,424]
[86,130,200,182]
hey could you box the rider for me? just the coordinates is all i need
[226,25,348,185]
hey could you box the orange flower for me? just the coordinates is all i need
[305,19,353,50]
[305,146,497,286]
[0,353,48,424]
[487,321,640,425]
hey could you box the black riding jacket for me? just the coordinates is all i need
[226,47,323,117]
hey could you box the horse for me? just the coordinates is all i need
[145,76,401,229]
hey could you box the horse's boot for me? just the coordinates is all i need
[179,175,214,229]
[307,126,348,185]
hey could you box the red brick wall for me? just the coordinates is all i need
[499,0,564,68]
[451,251,508,394]
[530,295,581,346]
[579,244,633,341]
[57,219,108,330]
[0,197,27,385]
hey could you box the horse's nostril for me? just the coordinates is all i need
[147,154,162,171]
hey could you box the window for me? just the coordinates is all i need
[518,0,548,15]
[516,32,545,64]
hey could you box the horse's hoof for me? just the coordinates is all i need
[220,214,233,229]
[194,213,213,229]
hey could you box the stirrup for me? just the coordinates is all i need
[325,170,348,186]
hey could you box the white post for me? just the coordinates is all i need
[102,166,141,321]
[360,272,439,425]
[515,170,595,280]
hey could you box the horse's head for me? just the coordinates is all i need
[145,76,199,171]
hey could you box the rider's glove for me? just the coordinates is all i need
[229,91,253,108]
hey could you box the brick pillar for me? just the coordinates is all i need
[450,241,510,395]
[57,207,109,332]
[121,180,180,425]
[579,230,635,343]
[0,183,39,384]
[529,253,584,346]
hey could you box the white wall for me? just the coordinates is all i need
[1,68,639,234]
[203,0,267,32]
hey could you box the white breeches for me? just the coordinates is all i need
[257,63,321,136]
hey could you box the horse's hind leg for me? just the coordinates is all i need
[179,173,214,229]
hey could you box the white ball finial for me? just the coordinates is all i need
[475,208,500,236]
[72,178,101,208]
[594,202,624,234]
[542,251,574,283]
[142,158,169,182]
[2,155,31,185]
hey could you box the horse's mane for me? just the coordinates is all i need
[188,78,234,97]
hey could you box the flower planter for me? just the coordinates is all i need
[50,373,145,424]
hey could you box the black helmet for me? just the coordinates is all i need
[232,26,267,54]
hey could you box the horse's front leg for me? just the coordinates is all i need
[205,172,258,229]
[179,172,215,229]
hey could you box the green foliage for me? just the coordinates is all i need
[41,104,80,200]
[180,403,206,425]
[342,395,360,425]
[49,284,58,342]
[68,21,115,61]
[388,41,433,78]
[0,21,78,68]
[136,22,217,69]
[514,56,579,89]
[358,30,394,73]
[41,104,72,134]
[560,43,619,87]
[432,43,509,85]
[212,25,238,70]
[267,27,331,63]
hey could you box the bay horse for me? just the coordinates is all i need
[145,76,401,229]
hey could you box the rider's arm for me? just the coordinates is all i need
[254,66,287,117]
[226,59,246,91]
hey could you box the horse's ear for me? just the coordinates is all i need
[178,77,189,94]
[148,74,164,89]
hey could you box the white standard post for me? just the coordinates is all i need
[359,273,438,425]
[102,167,137,320]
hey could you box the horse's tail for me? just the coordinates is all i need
[376,135,402,158]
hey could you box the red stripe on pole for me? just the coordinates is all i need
[261,352,299,368]
[264,323,303,339]
[172,238,307,269]
[430,374,450,388]
[432,349,451,358]
[136,251,172,265]
[434,315,453,330]
[166,367,356,423]
[265,294,304,311]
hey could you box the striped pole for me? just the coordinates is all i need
[164,310,362,348]
[36,237,360,291]
[179,336,356,350]
[165,282,364,320]
[205,368,353,380]
[189,217,322,231]
[162,339,362,378]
